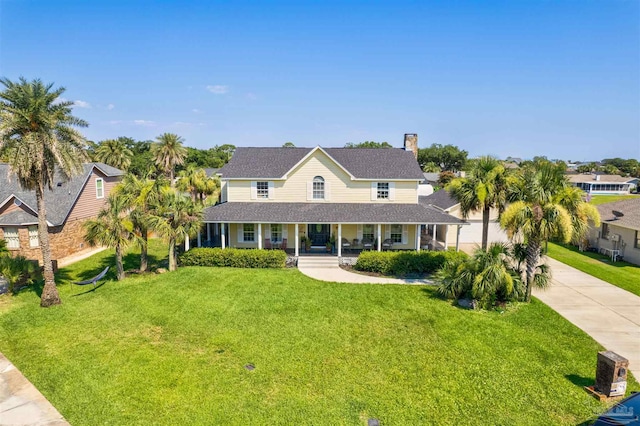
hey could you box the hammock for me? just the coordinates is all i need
[73,267,110,289]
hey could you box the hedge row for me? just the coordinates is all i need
[179,248,287,268]
[354,250,467,276]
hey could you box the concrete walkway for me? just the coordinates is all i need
[0,352,69,426]
[298,257,432,285]
[533,258,640,381]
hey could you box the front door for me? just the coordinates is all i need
[308,224,330,246]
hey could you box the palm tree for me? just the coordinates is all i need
[114,173,168,272]
[93,138,133,171]
[500,163,574,302]
[436,242,523,306]
[447,156,511,250]
[553,186,601,248]
[84,195,137,280]
[0,77,88,307]
[151,133,187,184]
[176,165,219,203]
[146,189,202,271]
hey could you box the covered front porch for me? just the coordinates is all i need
[197,201,467,257]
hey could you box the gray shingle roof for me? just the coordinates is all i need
[0,163,124,226]
[218,148,313,179]
[203,202,465,224]
[419,190,459,211]
[596,198,640,230]
[568,174,635,184]
[217,147,424,180]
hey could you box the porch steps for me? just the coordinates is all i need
[297,257,339,269]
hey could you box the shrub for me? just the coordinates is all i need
[179,248,287,269]
[354,250,467,276]
[0,255,41,293]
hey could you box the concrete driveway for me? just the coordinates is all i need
[533,257,640,381]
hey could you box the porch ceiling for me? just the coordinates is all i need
[203,202,467,225]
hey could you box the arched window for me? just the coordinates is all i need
[313,176,325,199]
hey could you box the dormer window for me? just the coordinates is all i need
[313,176,325,199]
[96,178,104,199]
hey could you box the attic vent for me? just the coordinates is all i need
[56,182,63,187]
[14,199,22,206]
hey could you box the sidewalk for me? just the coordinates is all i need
[0,352,69,426]
[533,257,640,381]
[297,257,432,285]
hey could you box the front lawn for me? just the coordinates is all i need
[0,246,636,424]
[547,242,640,297]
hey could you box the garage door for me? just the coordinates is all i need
[458,220,508,244]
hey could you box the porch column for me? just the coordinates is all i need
[295,223,299,257]
[444,225,448,250]
[258,223,262,250]
[197,228,201,247]
[185,233,190,251]
[415,224,420,252]
[377,224,382,251]
[455,225,461,252]
[221,223,226,249]
[206,223,211,242]
[338,223,342,257]
[433,224,438,250]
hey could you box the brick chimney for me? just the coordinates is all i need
[404,133,418,158]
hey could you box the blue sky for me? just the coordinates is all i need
[1,0,638,161]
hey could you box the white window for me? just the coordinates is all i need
[271,224,282,242]
[313,176,325,199]
[3,227,19,249]
[243,224,255,242]
[256,181,269,199]
[28,225,39,248]
[390,224,403,243]
[377,182,389,199]
[363,224,375,242]
[96,178,104,199]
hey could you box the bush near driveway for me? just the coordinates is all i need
[354,250,467,276]
[180,247,287,268]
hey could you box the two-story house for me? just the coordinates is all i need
[202,135,466,256]
[0,163,124,264]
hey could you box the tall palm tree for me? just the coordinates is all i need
[0,77,88,307]
[447,156,511,250]
[114,173,168,272]
[84,194,137,280]
[146,189,202,271]
[151,133,187,184]
[500,163,574,302]
[93,138,133,171]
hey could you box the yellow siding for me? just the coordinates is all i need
[226,149,418,203]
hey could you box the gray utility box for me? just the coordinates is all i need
[595,351,628,397]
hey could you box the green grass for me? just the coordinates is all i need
[589,194,639,205]
[547,242,640,297]
[0,243,637,425]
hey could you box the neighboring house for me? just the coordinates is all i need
[568,173,637,195]
[588,198,640,266]
[202,134,466,256]
[0,163,124,263]
[419,189,508,248]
